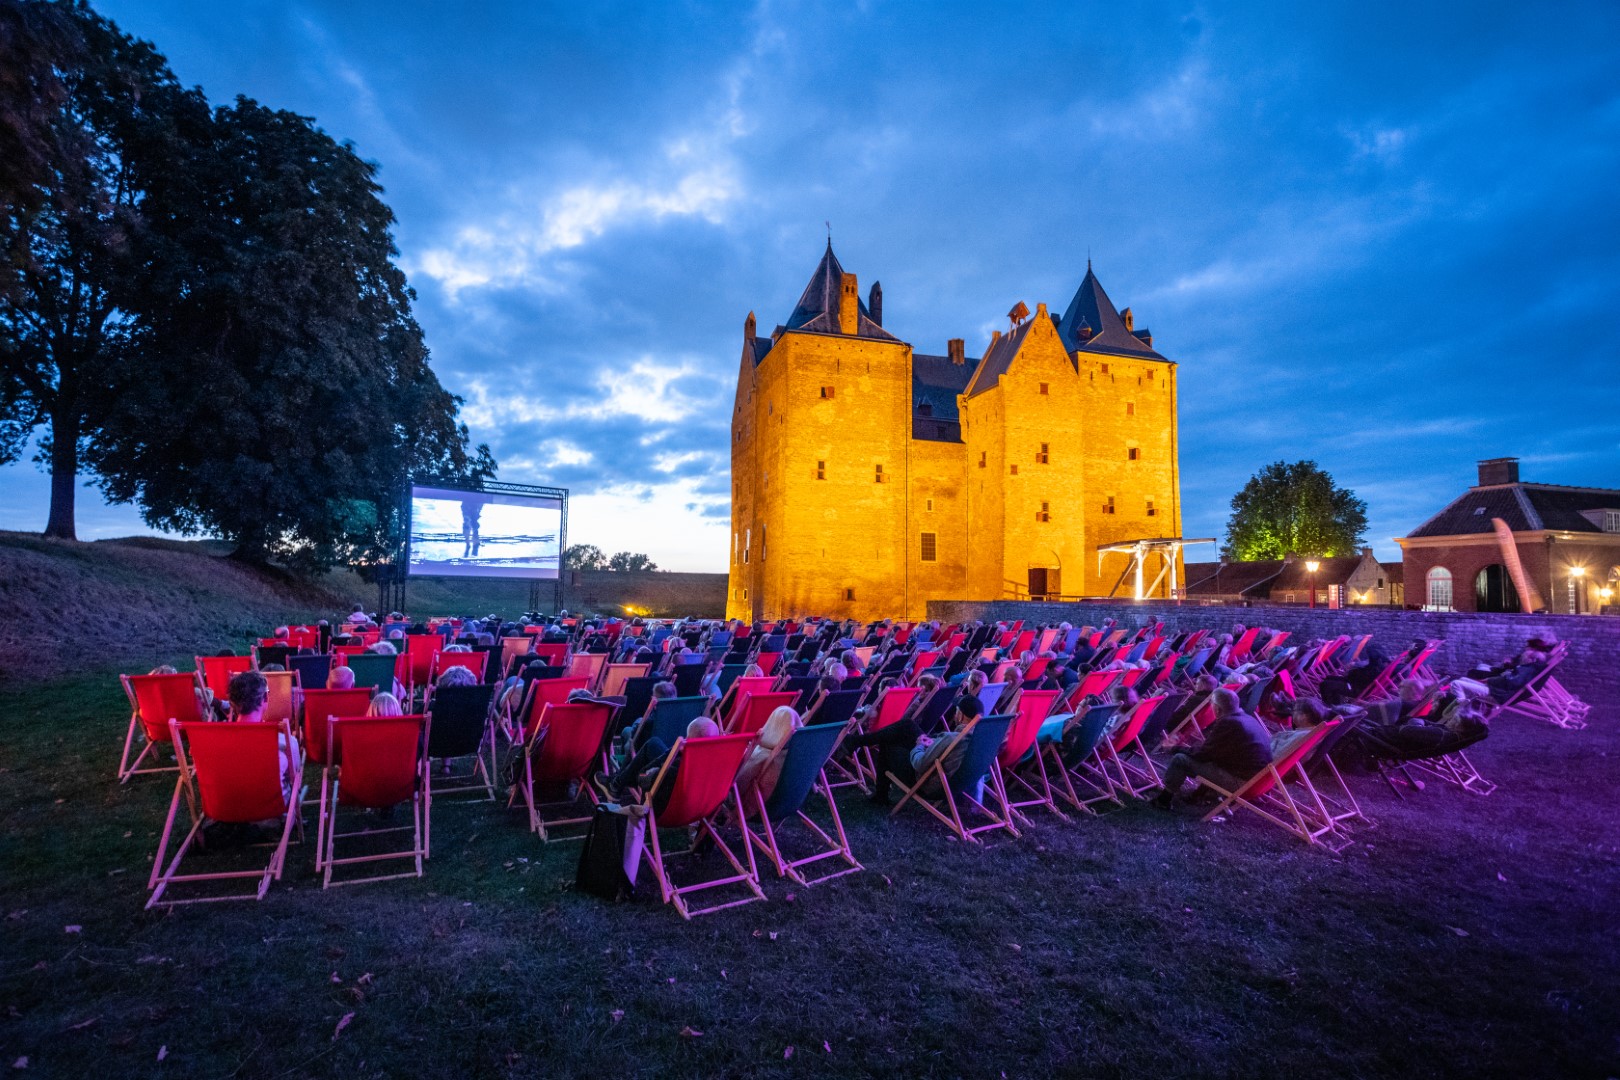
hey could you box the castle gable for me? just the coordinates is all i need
[782,241,898,342]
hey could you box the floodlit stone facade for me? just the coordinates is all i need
[728,243,1182,622]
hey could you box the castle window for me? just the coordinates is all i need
[918,403,933,416]
[744,528,751,563]
[761,523,766,561]
[1127,446,1141,461]
[1146,498,1157,517]
[979,452,987,469]
[1039,382,1049,395]
[1100,363,1110,375]
[874,464,885,483]
[743,588,748,601]
[1036,443,1049,464]
[1036,502,1051,523]
[926,498,934,512]
[844,588,856,601]
[820,385,835,399]
[1010,464,1019,476]
[1104,496,1116,515]
[1126,402,1135,416]
[816,460,825,480]
[920,532,937,562]
[768,402,773,415]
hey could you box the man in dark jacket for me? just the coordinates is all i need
[1153,688,1272,807]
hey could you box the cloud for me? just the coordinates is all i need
[458,358,730,431]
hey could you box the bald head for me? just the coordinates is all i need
[1212,688,1242,718]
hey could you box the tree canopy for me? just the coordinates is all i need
[608,551,658,572]
[1223,460,1368,560]
[1,0,489,563]
[562,543,607,570]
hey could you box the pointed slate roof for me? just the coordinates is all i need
[1057,264,1167,361]
[782,241,899,341]
[963,318,1036,398]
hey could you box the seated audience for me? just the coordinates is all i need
[1153,688,1272,808]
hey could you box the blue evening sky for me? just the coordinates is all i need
[3,0,1617,570]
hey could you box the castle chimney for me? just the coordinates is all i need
[868,281,883,327]
[1477,457,1520,486]
[744,311,756,343]
[1121,307,1134,332]
[948,338,965,365]
[839,273,859,335]
[1035,302,1048,320]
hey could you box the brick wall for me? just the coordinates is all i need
[925,597,1620,702]
[564,570,727,619]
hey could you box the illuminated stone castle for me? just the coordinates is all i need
[727,242,1183,622]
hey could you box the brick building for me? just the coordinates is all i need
[728,243,1182,621]
[1182,548,1399,606]
[1397,457,1620,614]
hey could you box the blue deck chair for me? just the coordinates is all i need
[1180,646,1216,682]
[743,721,861,887]
[714,663,747,696]
[889,714,1015,844]
[639,695,711,752]
[1051,704,1124,812]
[288,653,334,694]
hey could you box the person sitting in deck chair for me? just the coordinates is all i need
[842,694,982,806]
[1483,650,1547,704]
[226,671,300,800]
[326,665,357,691]
[1152,689,1271,809]
[601,716,721,804]
[734,705,803,813]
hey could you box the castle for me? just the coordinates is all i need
[727,242,1183,622]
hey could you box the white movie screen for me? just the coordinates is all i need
[408,485,561,579]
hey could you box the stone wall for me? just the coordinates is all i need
[925,597,1620,703]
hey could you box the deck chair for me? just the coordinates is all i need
[532,642,568,667]
[299,688,373,781]
[147,719,301,908]
[720,676,776,727]
[614,676,662,735]
[630,696,712,759]
[565,651,607,688]
[754,651,782,676]
[343,653,396,695]
[1101,696,1165,796]
[742,721,861,888]
[1050,704,1124,813]
[1179,647,1216,682]
[320,714,430,886]
[1193,721,1345,847]
[640,733,765,919]
[889,714,1016,844]
[1356,720,1495,797]
[729,691,798,735]
[780,675,821,712]
[510,676,589,741]
[499,636,533,674]
[801,688,863,730]
[843,685,923,790]
[989,690,1065,826]
[119,672,207,783]
[1496,644,1590,730]
[432,649,489,684]
[403,634,440,692]
[599,662,651,699]
[670,661,707,698]
[423,683,499,840]
[262,670,299,727]
[287,653,334,695]
[975,681,1009,717]
[516,701,614,841]
[195,655,253,702]
[1298,711,1368,830]
[255,643,294,670]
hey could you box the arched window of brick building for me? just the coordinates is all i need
[1426,566,1453,611]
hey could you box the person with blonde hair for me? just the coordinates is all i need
[734,705,802,813]
[367,692,403,717]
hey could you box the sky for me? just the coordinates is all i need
[3,0,1618,570]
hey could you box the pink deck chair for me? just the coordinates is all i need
[989,689,1064,826]
[1102,696,1165,796]
[754,651,782,676]
[119,672,208,783]
[516,701,613,841]
[641,733,764,919]
[729,691,798,736]
[147,720,301,908]
[320,714,430,886]
[1193,721,1345,847]
[721,676,776,727]
[403,634,440,693]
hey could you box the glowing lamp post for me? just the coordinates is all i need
[1305,560,1320,609]
[1570,566,1586,614]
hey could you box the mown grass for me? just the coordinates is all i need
[2,664,1617,1079]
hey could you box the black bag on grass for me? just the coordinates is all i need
[576,804,643,901]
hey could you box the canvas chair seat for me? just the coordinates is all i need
[640,733,764,919]
[320,715,429,887]
[889,714,1016,844]
[119,672,208,783]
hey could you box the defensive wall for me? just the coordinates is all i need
[925,598,1620,703]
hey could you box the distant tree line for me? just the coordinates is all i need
[563,544,659,572]
[0,0,492,568]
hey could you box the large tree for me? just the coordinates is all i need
[608,551,658,572]
[1223,460,1368,560]
[88,96,490,568]
[0,0,194,538]
[562,543,608,570]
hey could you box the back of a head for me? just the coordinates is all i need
[1212,688,1241,717]
[368,692,403,717]
[438,666,477,688]
[760,705,800,747]
[956,695,985,721]
[687,717,721,740]
[327,666,356,690]
[652,681,677,700]
[228,670,269,716]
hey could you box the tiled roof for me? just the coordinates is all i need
[782,241,898,342]
[1056,265,1167,361]
[911,352,975,421]
[963,318,1035,398]
[1182,560,1285,598]
[746,335,774,367]
[1406,481,1620,538]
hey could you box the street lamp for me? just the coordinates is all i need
[1570,565,1586,614]
[1305,560,1320,609]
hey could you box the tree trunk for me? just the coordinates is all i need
[43,408,79,540]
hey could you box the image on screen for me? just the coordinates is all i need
[408,485,561,579]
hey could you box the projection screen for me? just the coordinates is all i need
[407,484,562,579]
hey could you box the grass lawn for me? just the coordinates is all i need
[2,670,1617,1079]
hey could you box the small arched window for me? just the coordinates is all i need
[1426,566,1453,610]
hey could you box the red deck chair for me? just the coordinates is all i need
[565,651,607,688]
[431,649,488,683]
[989,689,1064,826]
[515,701,613,841]
[844,685,923,790]
[119,672,208,783]
[299,688,373,770]
[754,651,782,676]
[195,655,253,703]
[512,677,590,741]
[1163,683,1244,747]
[1152,653,1181,686]
[729,691,798,736]
[147,720,301,908]
[1071,669,1121,707]
[1142,635,1166,661]
[1260,631,1291,658]
[320,714,430,887]
[333,643,368,658]
[640,733,764,919]
[1102,696,1165,796]
[599,662,650,699]
[403,635,440,694]
[721,676,776,727]
[1194,721,1345,848]
[1229,627,1262,664]
[533,642,568,667]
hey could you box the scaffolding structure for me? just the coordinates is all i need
[1097,536,1216,600]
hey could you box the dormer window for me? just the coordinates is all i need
[1606,510,1620,533]
[918,403,933,416]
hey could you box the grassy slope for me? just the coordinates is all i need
[0,536,1616,1077]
